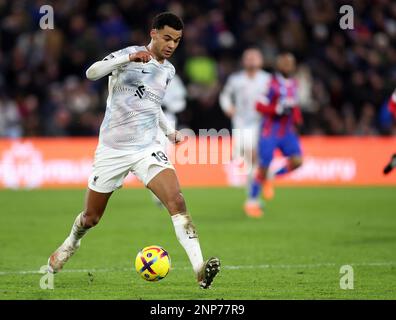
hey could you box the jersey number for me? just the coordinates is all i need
[152,151,168,163]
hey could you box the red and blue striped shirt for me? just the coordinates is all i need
[256,73,302,137]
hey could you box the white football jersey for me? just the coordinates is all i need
[219,70,271,129]
[99,46,175,150]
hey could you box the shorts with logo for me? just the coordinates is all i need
[88,142,174,193]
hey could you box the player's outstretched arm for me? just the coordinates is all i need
[166,130,183,144]
[86,54,130,81]
[219,77,236,118]
[292,105,303,125]
[256,97,277,115]
[159,108,183,144]
[85,51,153,81]
[389,90,396,119]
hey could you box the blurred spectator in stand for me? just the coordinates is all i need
[0,94,22,137]
[0,0,395,137]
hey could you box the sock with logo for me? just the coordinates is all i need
[171,212,204,275]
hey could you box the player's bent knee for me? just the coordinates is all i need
[82,210,103,228]
[257,167,268,181]
[290,158,303,170]
[166,193,186,214]
[83,216,100,228]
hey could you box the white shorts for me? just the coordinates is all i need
[88,143,175,193]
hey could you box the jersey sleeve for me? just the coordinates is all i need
[291,80,303,125]
[85,47,136,81]
[256,77,278,115]
[389,89,396,119]
[102,47,136,61]
[292,106,303,125]
[166,63,176,86]
[219,75,236,113]
[159,107,175,136]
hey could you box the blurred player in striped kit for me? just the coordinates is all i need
[219,48,271,188]
[383,89,396,175]
[245,52,303,218]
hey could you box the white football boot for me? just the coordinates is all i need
[47,237,80,274]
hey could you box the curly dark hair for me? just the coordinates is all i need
[151,12,184,31]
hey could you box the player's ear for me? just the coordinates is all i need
[150,29,158,40]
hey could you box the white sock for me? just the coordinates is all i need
[171,213,204,275]
[68,212,89,246]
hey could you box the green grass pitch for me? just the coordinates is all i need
[0,187,395,300]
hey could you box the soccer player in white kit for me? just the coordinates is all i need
[219,48,271,190]
[47,12,220,289]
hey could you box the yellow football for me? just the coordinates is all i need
[135,245,171,281]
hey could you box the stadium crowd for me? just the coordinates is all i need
[0,0,396,137]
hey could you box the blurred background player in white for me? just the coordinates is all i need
[47,12,220,289]
[161,74,187,134]
[383,89,396,175]
[219,48,271,187]
[152,74,187,207]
